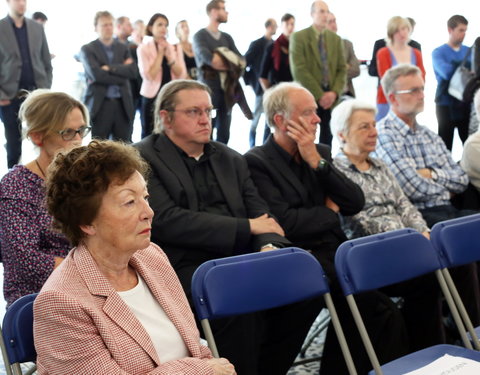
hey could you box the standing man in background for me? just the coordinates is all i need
[326,12,360,97]
[0,0,52,168]
[193,0,243,145]
[80,11,137,142]
[244,18,277,148]
[115,16,142,124]
[432,15,470,151]
[258,13,296,91]
[290,1,346,146]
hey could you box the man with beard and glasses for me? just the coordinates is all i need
[374,64,480,340]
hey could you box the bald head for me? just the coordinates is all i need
[265,18,278,38]
[311,1,329,31]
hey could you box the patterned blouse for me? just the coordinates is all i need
[0,165,71,306]
[333,152,429,239]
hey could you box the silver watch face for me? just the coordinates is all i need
[318,159,328,169]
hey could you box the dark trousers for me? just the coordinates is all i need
[175,259,322,375]
[381,274,444,351]
[249,94,270,148]
[0,97,23,168]
[91,98,132,142]
[317,106,332,146]
[211,87,232,144]
[141,96,155,139]
[313,249,409,375]
[436,104,470,151]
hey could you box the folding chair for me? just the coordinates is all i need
[2,293,37,375]
[191,247,357,375]
[334,228,480,375]
[431,213,480,349]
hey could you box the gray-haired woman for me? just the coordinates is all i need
[331,99,429,239]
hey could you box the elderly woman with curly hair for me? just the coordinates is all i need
[33,140,235,375]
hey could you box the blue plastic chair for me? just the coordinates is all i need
[431,213,480,350]
[2,293,38,375]
[191,247,357,374]
[334,229,480,375]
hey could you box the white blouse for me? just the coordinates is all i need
[118,274,189,363]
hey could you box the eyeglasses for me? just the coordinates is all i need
[394,87,425,96]
[57,126,92,141]
[169,108,217,119]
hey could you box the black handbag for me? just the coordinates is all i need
[448,47,475,102]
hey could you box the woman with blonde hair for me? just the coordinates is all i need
[0,90,91,306]
[175,20,197,80]
[376,16,425,120]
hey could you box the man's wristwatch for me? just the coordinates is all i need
[316,159,329,172]
[430,168,438,181]
[261,243,279,250]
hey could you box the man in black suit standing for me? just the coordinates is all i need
[135,79,322,375]
[245,82,409,375]
[80,11,136,142]
[244,18,277,148]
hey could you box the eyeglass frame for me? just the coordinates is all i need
[393,86,425,96]
[167,107,217,119]
[57,125,92,141]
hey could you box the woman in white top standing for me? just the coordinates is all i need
[137,13,187,138]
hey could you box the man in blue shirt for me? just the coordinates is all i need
[0,0,52,168]
[432,15,470,151]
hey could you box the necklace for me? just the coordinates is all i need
[35,159,46,178]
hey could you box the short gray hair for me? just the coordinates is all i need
[153,80,211,133]
[381,64,422,100]
[331,99,376,144]
[263,81,306,128]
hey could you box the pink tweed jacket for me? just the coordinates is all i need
[33,243,214,375]
[137,39,187,98]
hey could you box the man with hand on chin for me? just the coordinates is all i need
[245,82,410,375]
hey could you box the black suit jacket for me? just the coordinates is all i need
[80,39,136,122]
[368,38,422,77]
[244,36,272,95]
[245,137,364,259]
[135,134,290,277]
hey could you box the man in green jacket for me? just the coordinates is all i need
[290,0,346,145]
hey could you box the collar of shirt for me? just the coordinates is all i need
[271,138,297,165]
[167,136,216,163]
[335,150,382,173]
[383,110,421,137]
[311,25,325,41]
[7,15,24,29]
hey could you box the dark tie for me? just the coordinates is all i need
[318,33,330,90]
